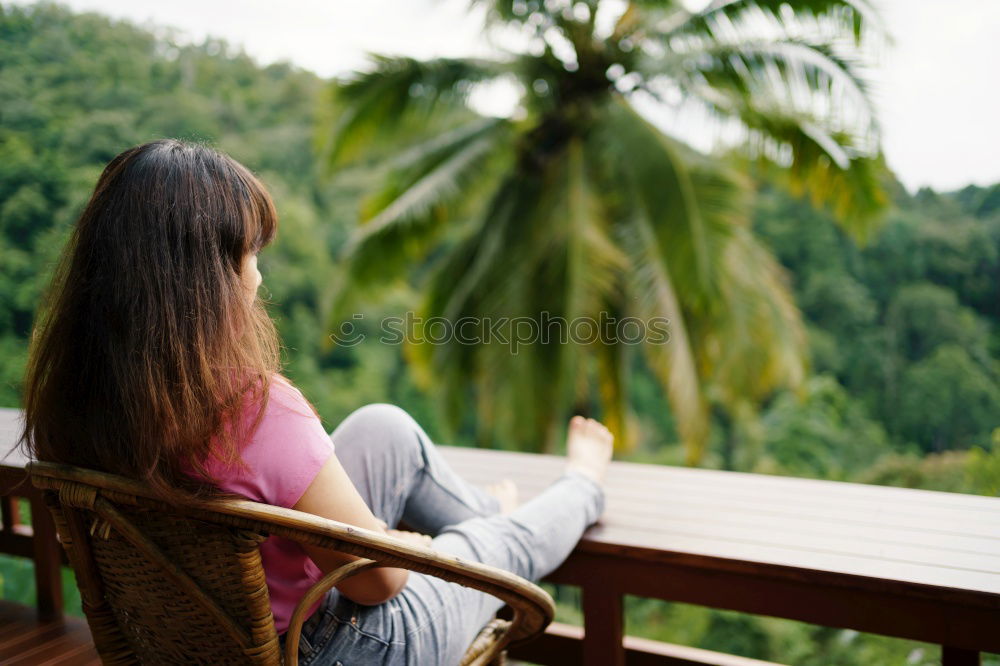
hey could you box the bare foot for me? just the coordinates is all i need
[485,478,519,515]
[565,416,613,485]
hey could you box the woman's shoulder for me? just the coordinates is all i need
[219,372,326,458]
[214,373,334,506]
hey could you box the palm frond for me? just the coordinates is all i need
[411,139,629,451]
[411,171,551,449]
[594,97,733,312]
[625,215,709,462]
[590,98,720,461]
[664,37,877,136]
[354,119,510,248]
[736,98,885,237]
[323,119,510,334]
[320,56,508,166]
[696,226,808,408]
[596,334,630,451]
[662,0,883,46]
[675,158,806,404]
[549,139,629,446]
[665,66,886,238]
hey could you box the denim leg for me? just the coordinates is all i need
[301,470,604,666]
[306,404,606,665]
[395,470,605,665]
[330,403,501,534]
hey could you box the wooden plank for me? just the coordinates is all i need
[0,531,34,559]
[509,622,786,666]
[442,448,1000,533]
[26,641,96,665]
[437,444,1000,514]
[0,417,67,621]
[0,602,97,665]
[583,587,625,666]
[549,553,1000,655]
[569,530,1000,598]
[1,494,20,533]
[941,647,980,666]
[4,626,92,665]
[588,501,1000,557]
[0,619,79,660]
[30,492,64,621]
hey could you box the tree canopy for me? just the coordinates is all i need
[320,0,893,461]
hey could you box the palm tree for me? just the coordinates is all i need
[320,0,887,461]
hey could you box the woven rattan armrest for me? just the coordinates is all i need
[209,498,556,664]
[28,461,555,666]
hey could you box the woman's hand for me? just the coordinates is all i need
[373,518,433,548]
[386,528,434,548]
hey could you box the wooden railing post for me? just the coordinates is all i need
[942,646,979,666]
[28,493,64,621]
[582,584,624,666]
[1,494,20,533]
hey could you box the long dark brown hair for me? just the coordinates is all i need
[20,139,280,503]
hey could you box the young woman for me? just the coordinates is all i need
[21,139,612,665]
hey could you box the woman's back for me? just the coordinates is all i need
[197,373,337,633]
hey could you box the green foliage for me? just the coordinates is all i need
[0,2,440,432]
[752,180,1000,463]
[756,375,889,479]
[617,596,960,666]
[0,555,82,618]
[897,345,1000,452]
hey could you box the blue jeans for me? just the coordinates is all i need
[280,404,605,666]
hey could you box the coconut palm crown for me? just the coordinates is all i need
[321,0,888,461]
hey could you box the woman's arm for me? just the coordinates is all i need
[292,453,410,605]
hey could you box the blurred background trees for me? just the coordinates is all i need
[1,3,998,663]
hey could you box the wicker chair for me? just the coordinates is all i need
[28,461,555,665]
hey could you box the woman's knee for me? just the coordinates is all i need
[348,403,416,429]
[332,403,424,458]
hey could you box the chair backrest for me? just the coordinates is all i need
[29,462,282,665]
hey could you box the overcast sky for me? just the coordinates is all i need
[18,0,1000,192]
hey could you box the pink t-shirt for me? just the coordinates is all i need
[200,374,336,634]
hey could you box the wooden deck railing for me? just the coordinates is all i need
[0,410,64,624]
[437,446,999,666]
[1,407,998,665]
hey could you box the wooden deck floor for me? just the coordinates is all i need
[0,601,98,665]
